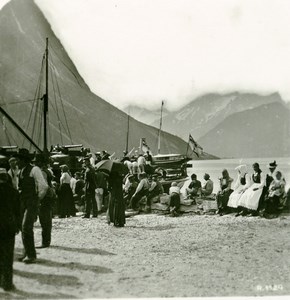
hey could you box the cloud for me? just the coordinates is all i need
[35,0,290,110]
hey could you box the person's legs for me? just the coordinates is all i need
[22,207,37,260]
[91,193,98,217]
[0,237,15,290]
[39,204,52,247]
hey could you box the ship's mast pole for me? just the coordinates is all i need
[157,100,164,154]
[125,110,130,154]
[43,37,49,154]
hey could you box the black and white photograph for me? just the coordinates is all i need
[0,0,290,298]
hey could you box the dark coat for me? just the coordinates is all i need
[0,182,21,239]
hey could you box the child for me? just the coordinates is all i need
[169,182,181,217]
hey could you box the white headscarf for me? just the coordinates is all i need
[235,165,248,177]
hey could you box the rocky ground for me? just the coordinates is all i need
[1,212,290,299]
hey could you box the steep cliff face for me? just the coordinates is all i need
[0,0,189,156]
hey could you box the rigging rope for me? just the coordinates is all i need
[0,98,41,106]
[49,44,83,87]
[49,65,64,145]
[49,55,73,144]
[23,54,45,149]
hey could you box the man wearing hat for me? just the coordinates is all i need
[17,149,48,264]
[0,168,21,291]
[259,160,285,213]
[8,157,20,190]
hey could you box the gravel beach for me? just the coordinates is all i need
[1,212,290,299]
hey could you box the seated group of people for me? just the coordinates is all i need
[183,160,288,218]
[123,172,164,212]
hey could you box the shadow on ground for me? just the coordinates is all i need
[36,258,113,274]
[49,245,116,255]
[0,288,76,299]
[14,269,81,287]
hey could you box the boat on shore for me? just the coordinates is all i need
[148,101,190,191]
[0,38,89,176]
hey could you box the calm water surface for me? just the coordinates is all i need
[184,157,290,194]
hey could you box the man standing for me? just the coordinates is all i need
[83,157,97,218]
[17,149,48,264]
[34,155,54,248]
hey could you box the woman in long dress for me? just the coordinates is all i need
[58,165,74,218]
[237,162,265,216]
[107,171,126,227]
[227,165,250,212]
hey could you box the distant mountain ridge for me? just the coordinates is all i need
[198,102,290,158]
[0,0,193,157]
[152,92,285,140]
[130,92,289,157]
[122,105,169,126]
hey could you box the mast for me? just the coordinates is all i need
[125,111,130,154]
[43,37,49,154]
[157,100,164,154]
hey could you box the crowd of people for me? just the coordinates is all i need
[183,160,289,218]
[0,147,162,291]
[0,147,289,292]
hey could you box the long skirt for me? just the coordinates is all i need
[58,183,74,217]
[107,192,126,227]
[227,186,245,208]
[238,184,263,211]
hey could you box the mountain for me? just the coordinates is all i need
[152,92,285,141]
[122,105,169,126]
[198,102,290,158]
[0,0,193,158]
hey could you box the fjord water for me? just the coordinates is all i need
[185,157,290,194]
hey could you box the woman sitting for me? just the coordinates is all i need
[227,165,250,214]
[236,162,265,217]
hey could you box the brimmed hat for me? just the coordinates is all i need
[33,154,49,164]
[8,157,17,163]
[17,148,32,162]
[268,161,277,168]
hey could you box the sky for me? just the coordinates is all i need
[2,0,290,111]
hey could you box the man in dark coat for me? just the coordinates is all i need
[17,149,48,264]
[0,168,21,291]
